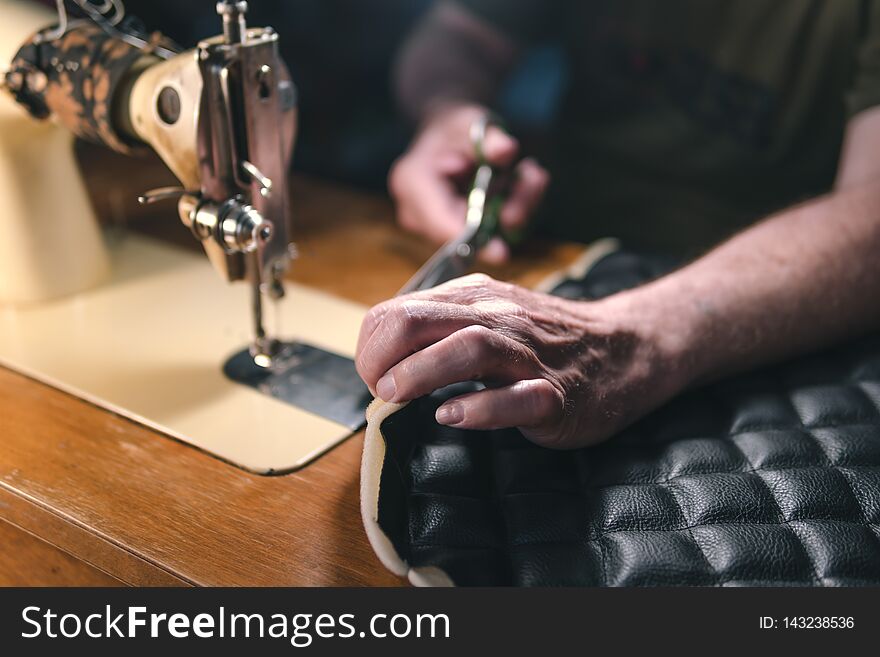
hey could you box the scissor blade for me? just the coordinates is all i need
[398,240,474,295]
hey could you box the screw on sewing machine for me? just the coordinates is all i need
[156,86,181,125]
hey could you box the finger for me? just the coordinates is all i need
[434,379,564,436]
[434,150,472,176]
[375,325,535,402]
[479,237,509,264]
[358,289,476,374]
[481,126,519,168]
[356,297,397,359]
[357,272,505,362]
[390,160,467,244]
[407,272,507,307]
[402,176,468,244]
[356,300,482,392]
[357,293,450,363]
[500,158,550,230]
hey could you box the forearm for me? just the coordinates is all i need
[611,181,880,391]
[394,1,518,121]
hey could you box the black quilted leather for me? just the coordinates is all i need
[374,251,880,586]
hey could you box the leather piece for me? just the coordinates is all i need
[372,251,880,586]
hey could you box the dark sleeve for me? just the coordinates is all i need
[452,0,560,45]
[848,0,880,117]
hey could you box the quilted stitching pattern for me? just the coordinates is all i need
[374,252,880,586]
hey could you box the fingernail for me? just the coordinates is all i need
[436,403,464,426]
[376,374,396,402]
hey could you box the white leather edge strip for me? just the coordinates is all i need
[361,397,457,586]
[360,397,411,578]
[408,566,455,587]
[533,237,621,293]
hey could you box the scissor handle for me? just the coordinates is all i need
[397,114,512,295]
[470,113,490,163]
[469,112,507,165]
[465,113,514,251]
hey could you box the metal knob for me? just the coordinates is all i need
[187,197,273,254]
[218,202,273,253]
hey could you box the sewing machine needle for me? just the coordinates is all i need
[250,254,274,368]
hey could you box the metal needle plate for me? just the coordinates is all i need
[223,341,372,430]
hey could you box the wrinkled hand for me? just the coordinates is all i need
[388,103,549,264]
[356,274,685,448]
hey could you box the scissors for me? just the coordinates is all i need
[398,114,510,294]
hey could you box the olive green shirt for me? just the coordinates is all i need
[457,0,880,254]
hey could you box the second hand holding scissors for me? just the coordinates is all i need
[398,114,511,295]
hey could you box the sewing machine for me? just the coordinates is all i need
[0,0,370,473]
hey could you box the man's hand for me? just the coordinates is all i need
[355,273,685,448]
[361,129,880,450]
[388,103,550,264]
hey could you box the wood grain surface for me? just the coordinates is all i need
[0,146,585,586]
[0,520,122,587]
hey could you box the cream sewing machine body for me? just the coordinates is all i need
[0,0,371,473]
[0,1,108,303]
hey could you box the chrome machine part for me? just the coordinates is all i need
[195,1,297,366]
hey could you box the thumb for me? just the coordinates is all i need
[480,125,519,168]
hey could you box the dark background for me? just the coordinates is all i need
[79,0,568,190]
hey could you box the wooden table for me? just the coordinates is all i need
[0,148,583,586]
